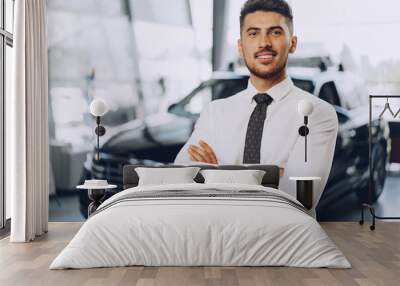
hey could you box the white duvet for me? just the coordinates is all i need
[50,183,351,269]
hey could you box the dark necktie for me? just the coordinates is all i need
[243,93,273,164]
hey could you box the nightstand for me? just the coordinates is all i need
[289,177,321,210]
[77,180,117,217]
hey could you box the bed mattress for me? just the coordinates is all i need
[50,183,350,269]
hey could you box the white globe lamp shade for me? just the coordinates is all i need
[297,100,314,116]
[89,99,108,117]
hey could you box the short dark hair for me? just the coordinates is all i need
[240,0,293,35]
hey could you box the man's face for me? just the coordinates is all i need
[238,11,297,79]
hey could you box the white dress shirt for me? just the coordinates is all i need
[174,76,338,212]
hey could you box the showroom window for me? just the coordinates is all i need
[0,0,14,230]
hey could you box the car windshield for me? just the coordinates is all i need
[288,56,334,68]
[183,84,212,115]
[292,79,315,94]
[179,78,248,116]
[318,81,341,107]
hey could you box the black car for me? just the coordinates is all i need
[79,67,390,217]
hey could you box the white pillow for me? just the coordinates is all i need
[135,167,201,186]
[200,169,266,185]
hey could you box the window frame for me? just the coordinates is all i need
[0,0,14,230]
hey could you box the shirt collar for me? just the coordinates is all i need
[245,76,294,104]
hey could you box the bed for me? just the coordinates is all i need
[50,164,350,269]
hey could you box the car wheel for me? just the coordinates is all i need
[371,140,387,200]
[357,140,387,203]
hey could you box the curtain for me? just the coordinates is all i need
[9,0,49,242]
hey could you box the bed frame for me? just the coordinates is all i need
[122,164,280,189]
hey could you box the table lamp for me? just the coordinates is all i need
[298,99,314,162]
[89,99,108,161]
[292,100,320,210]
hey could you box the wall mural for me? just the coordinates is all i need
[47,0,400,222]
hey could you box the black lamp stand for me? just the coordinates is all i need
[298,116,309,162]
[94,116,106,161]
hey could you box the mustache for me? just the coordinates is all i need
[255,49,277,57]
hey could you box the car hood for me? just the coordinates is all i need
[100,112,193,154]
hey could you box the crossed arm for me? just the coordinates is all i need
[174,103,219,165]
[175,100,337,195]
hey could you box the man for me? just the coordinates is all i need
[174,0,338,214]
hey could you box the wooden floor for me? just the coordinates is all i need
[0,222,399,286]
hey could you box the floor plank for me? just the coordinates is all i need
[0,222,399,286]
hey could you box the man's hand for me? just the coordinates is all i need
[188,140,218,164]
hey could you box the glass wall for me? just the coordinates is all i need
[48,0,400,222]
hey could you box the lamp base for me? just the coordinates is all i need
[87,189,106,216]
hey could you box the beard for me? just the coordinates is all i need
[243,54,288,79]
